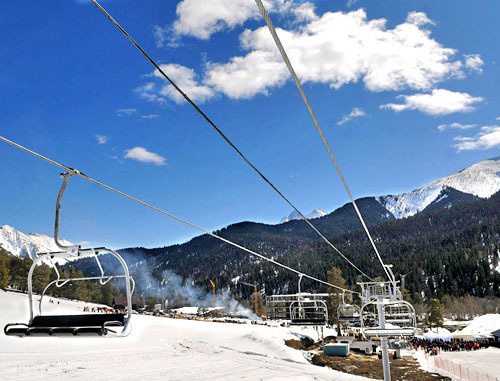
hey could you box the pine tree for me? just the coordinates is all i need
[427,298,444,328]
[0,247,11,288]
[327,267,347,336]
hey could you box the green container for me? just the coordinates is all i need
[324,343,349,357]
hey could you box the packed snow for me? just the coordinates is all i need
[451,313,500,339]
[0,224,73,259]
[377,157,500,218]
[281,209,327,223]
[436,347,500,377]
[0,290,371,380]
[413,346,500,380]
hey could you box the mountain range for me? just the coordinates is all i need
[283,157,500,221]
[377,157,500,218]
[0,224,72,259]
[280,209,327,223]
[3,157,500,301]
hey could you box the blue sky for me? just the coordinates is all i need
[1,0,499,249]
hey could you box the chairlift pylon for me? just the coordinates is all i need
[4,171,135,337]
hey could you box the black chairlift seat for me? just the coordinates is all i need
[290,318,327,326]
[4,313,125,336]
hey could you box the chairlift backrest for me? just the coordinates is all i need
[337,303,361,321]
[360,299,416,339]
[289,300,328,326]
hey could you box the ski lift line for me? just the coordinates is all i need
[89,0,373,282]
[0,135,358,295]
[253,0,394,286]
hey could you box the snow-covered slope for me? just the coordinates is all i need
[0,224,72,259]
[281,209,327,223]
[377,157,500,219]
[0,290,370,381]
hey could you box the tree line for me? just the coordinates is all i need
[0,246,119,306]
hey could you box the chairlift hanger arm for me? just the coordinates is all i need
[54,171,82,251]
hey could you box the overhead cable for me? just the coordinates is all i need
[253,0,395,286]
[0,135,358,295]
[89,0,373,281]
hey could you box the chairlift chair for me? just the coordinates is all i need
[289,274,328,326]
[360,299,416,339]
[4,171,135,337]
[337,291,361,326]
[289,299,328,326]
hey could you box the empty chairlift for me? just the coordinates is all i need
[289,274,328,326]
[4,171,135,337]
[337,292,361,327]
[358,281,416,339]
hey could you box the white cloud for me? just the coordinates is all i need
[337,107,366,125]
[116,108,137,116]
[406,11,435,27]
[464,54,484,74]
[205,50,288,98]
[437,122,477,132]
[144,6,480,105]
[496,117,500,121]
[346,0,359,7]
[454,126,500,151]
[144,64,215,104]
[141,114,160,119]
[136,82,167,104]
[292,3,318,22]
[380,89,483,115]
[154,25,183,48]
[95,134,108,144]
[124,147,167,166]
[204,9,466,99]
[172,0,278,40]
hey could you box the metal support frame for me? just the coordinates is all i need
[7,171,136,337]
[360,300,416,338]
[357,277,417,381]
[337,291,361,325]
[265,293,329,320]
[38,254,136,316]
[377,297,391,381]
[289,299,328,326]
[337,303,361,323]
[28,248,134,336]
[297,274,304,319]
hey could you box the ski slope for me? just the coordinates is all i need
[0,290,372,381]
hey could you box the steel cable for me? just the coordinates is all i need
[0,134,359,294]
[254,0,395,286]
[89,0,373,281]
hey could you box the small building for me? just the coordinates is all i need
[491,329,500,343]
[324,343,349,357]
[113,295,138,310]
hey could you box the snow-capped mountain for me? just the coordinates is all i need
[377,157,500,219]
[280,209,327,223]
[0,225,73,259]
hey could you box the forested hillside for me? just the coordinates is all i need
[120,189,500,305]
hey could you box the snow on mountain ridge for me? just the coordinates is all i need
[377,157,500,219]
[280,209,327,223]
[0,224,73,259]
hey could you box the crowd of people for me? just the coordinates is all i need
[82,306,122,314]
[409,337,490,355]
